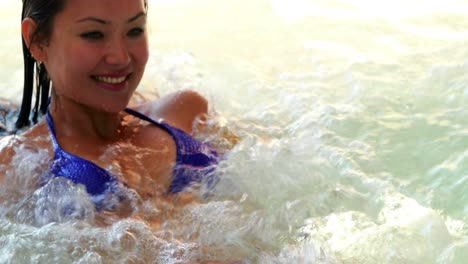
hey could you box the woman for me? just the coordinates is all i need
[1,0,219,210]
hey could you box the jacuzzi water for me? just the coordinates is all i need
[0,0,467,263]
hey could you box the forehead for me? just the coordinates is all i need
[58,0,146,21]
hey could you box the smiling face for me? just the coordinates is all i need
[39,0,149,113]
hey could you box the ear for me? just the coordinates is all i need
[21,18,48,62]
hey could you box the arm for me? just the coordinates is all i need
[134,89,208,135]
[134,89,239,152]
[0,136,15,183]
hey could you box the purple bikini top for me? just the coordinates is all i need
[45,108,219,197]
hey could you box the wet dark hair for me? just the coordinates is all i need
[16,0,66,129]
[16,0,148,129]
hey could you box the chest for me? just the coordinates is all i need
[53,125,178,198]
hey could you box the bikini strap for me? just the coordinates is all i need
[124,107,183,160]
[124,108,162,126]
[45,111,60,151]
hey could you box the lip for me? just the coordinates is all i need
[91,73,131,91]
[95,72,131,78]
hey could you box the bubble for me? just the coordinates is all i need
[33,177,96,226]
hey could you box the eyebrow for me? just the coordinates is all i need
[128,12,146,23]
[76,12,146,24]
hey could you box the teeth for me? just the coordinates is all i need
[94,76,127,84]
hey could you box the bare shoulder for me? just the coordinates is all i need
[133,90,208,134]
[0,122,51,162]
[0,122,51,183]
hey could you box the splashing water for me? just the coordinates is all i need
[0,0,467,263]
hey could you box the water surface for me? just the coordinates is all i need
[0,0,467,263]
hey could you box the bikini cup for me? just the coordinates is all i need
[45,108,219,198]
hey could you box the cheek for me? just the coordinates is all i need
[46,44,100,96]
[49,44,97,80]
[134,38,149,67]
[137,48,149,68]
[68,45,101,74]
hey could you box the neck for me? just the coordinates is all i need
[49,97,125,142]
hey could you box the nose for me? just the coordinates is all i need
[105,37,131,66]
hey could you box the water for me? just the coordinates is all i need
[0,0,467,263]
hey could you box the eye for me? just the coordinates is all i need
[80,31,104,40]
[127,27,144,37]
